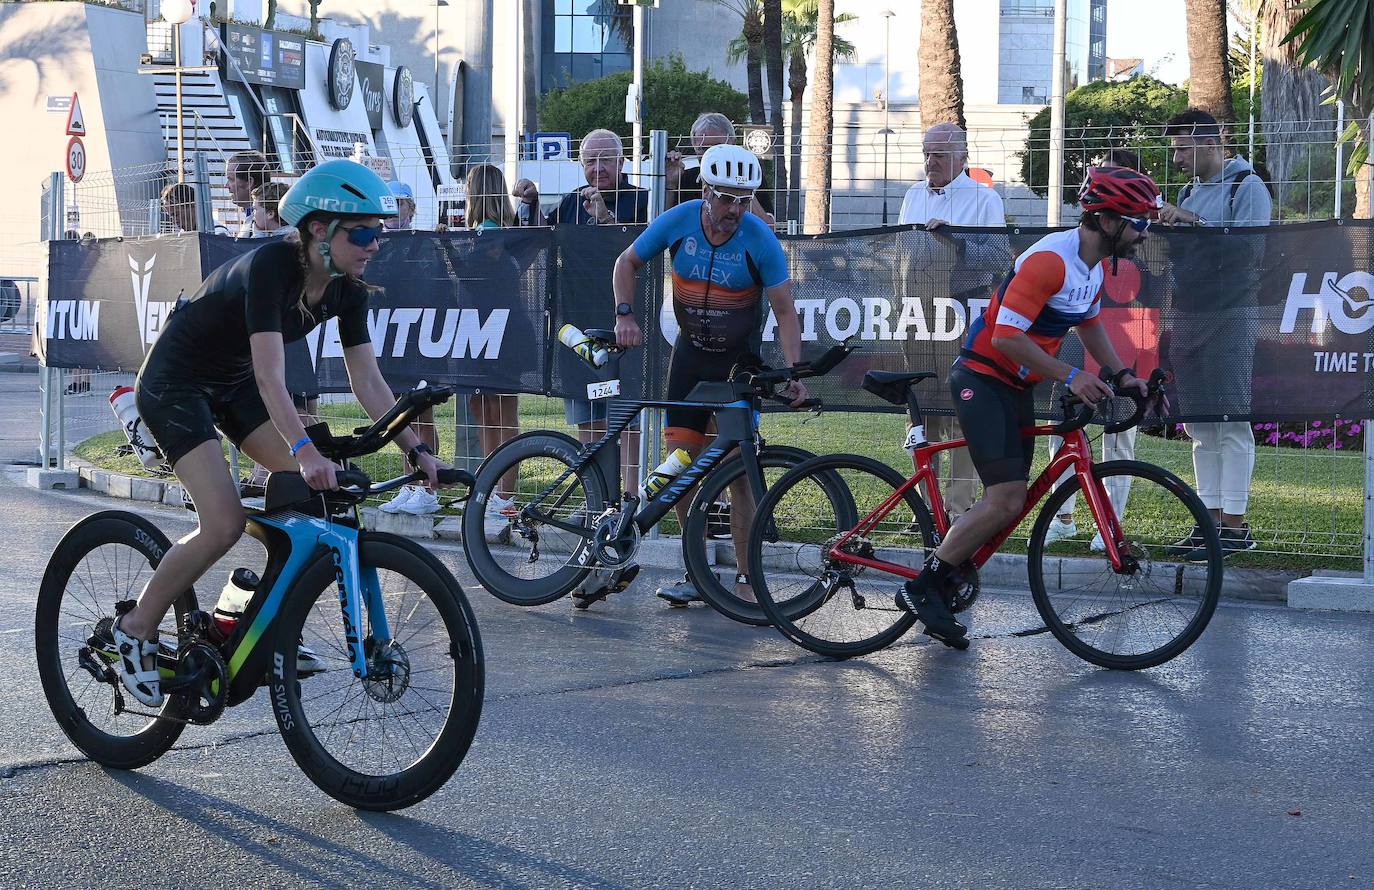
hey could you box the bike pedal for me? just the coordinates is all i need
[571,586,610,610]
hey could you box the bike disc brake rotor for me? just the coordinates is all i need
[362,637,411,704]
[821,534,875,578]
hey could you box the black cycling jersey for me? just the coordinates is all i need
[135,240,372,466]
[139,239,371,389]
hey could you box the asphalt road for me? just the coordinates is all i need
[1,375,1372,888]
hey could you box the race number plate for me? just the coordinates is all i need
[587,379,621,400]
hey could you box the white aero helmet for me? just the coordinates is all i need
[699,144,763,190]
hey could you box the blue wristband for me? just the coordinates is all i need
[290,436,311,457]
[1065,367,1079,385]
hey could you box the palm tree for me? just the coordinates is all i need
[783,0,856,224]
[1284,0,1374,217]
[1184,0,1234,124]
[919,0,965,130]
[714,1,768,124]
[763,0,786,218]
[1252,0,1331,209]
[802,0,834,233]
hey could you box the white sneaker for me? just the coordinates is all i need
[380,485,418,514]
[1043,518,1079,546]
[484,493,514,519]
[401,487,441,515]
[483,494,516,538]
[1090,531,1106,552]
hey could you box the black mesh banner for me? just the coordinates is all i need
[38,221,1374,422]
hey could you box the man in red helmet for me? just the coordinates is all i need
[894,165,1159,647]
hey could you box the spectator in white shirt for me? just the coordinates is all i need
[898,122,1007,522]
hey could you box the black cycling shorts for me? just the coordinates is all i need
[948,364,1036,487]
[664,341,749,436]
[135,375,271,468]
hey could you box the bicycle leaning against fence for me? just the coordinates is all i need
[35,386,484,811]
[744,367,1225,670]
[463,329,856,625]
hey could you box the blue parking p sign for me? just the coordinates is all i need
[534,132,573,161]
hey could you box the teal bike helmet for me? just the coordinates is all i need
[279,159,398,277]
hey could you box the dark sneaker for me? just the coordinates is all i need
[1218,523,1256,558]
[1165,524,1205,559]
[895,575,968,648]
[656,573,704,607]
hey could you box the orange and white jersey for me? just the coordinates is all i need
[958,228,1103,388]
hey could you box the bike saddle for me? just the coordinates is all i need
[862,370,937,406]
[583,328,618,343]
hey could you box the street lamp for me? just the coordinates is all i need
[162,0,195,183]
[434,0,449,109]
[881,9,895,225]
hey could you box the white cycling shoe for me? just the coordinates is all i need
[111,614,163,707]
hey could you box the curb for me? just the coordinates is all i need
[63,459,1298,602]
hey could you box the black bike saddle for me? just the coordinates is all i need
[862,370,937,406]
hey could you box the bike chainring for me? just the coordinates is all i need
[177,642,229,725]
[591,512,640,569]
[945,560,981,614]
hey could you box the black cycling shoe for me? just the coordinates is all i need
[896,575,968,648]
[572,563,641,610]
[656,573,704,607]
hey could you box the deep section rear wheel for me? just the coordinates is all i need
[681,445,831,626]
[748,454,935,658]
[1028,460,1222,670]
[271,533,483,811]
[462,431,607,605]
[35,511,194,768]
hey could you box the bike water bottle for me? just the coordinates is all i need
[558,324,609,368]
[212,567,259,640]
[640,449,692,501]
[108,386,167,470]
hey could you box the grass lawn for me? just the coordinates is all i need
[76,395,1365,571]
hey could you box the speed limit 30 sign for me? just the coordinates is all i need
[66,136,86,183]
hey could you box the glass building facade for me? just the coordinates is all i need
[541,0,633,92]
[997,0,1106,105]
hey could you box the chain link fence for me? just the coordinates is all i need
[32,114,1371,569]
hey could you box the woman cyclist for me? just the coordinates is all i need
[112,159,451,707]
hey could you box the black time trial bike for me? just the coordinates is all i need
[463,329,855,625]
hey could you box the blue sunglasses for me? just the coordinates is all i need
[1120,215,1151,233]
[338,223,385,247]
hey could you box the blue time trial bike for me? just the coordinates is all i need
[35,385,483,811]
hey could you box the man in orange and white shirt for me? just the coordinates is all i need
[895,166,1160,647]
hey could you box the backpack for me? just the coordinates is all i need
[1177,165,1273,227]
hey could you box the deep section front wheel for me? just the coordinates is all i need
[271,533,484,811]
[463,431,608,606]
[748,454,935,658]
[1027,460,1223,670]
[35,511,194,769]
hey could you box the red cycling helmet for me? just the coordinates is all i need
[1078,165,1163,217]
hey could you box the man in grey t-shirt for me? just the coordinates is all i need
[1159,109,1272,558]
